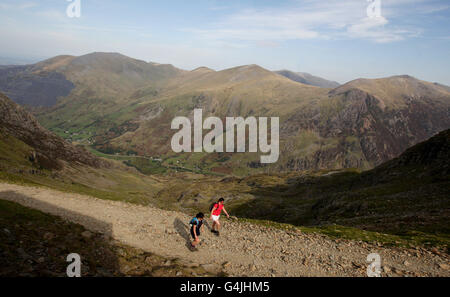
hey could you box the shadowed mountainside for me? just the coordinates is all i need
[229,129,450,238]
[0,92,105,170]
[0,65,74,107]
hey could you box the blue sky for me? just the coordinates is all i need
[0,0,449,84]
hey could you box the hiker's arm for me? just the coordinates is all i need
[223,207,230,218]
[210,206,217,218]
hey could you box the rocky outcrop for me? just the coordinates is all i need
[280,86,450,171]
[371,129,450,178]
[0,92,106,169]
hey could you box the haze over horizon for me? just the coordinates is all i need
[1,0,449,85]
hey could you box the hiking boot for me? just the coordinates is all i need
[211,229,217,233]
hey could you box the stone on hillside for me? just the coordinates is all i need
[438,263,449,270]
[201,263,220,273]
[223,261,231,268]
[43,232,55,240]
[81,231,93,239]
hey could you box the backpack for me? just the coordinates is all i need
[189,217,199,228]
[209,202,218,212]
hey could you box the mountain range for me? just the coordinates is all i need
[0,52,449,176]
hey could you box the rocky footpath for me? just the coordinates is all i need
[0,183,448,277]
[0,199,221,277]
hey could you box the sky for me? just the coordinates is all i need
[0,0,449,85]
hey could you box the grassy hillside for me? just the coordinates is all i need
[0,92,165,206]
[0,137,165,206]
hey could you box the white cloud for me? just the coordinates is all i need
[346,16,420,43]
[0,1,37,10]
[185,0,431,45]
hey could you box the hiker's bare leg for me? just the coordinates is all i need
[215,220,221,231]
[211,220,216,231]
[192,238,200,247]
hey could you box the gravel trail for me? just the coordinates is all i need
[0,183,448,277]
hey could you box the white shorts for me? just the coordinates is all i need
[211,215,220,222]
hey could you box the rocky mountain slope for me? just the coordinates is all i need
[0,92,169,210]
[308,129,450,232]
[281,76,450,171]
[105,69,450,175]
[219,129,450,237]
[0,92,105,170]
[368,128,450,178]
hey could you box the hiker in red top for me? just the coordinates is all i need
[210,198,229,236]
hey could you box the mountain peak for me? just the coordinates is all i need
[71,52,142,66]
[276,70,340,88]
[219,64,273,75]
[330,75,450,108]
[79,52,129,58]
[233,64,267,72]
[191,66,215,73]
[32,55,75,72]
[394,74,414,79]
